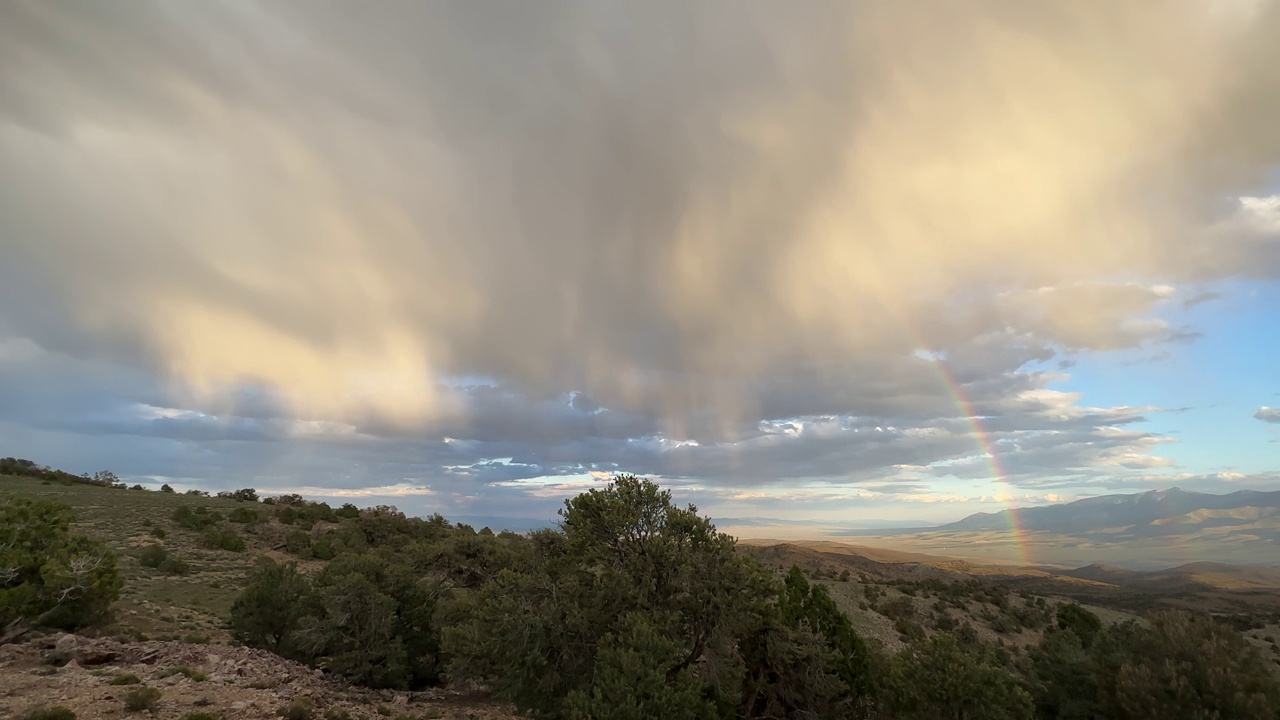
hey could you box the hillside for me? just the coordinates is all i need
[5,467,1280,719]
[0,474,320,643]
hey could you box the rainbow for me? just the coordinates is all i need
[923,351,1033,568]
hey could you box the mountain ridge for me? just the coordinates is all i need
[932,486,1280,535]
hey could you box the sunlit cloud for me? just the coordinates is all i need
[0,1,1278,523]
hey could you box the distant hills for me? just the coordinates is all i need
[837,487,1280,570]
[936,487,1280,538]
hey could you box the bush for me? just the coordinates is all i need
[157,557,191,576]
[149,526,166,539]
[22,708,76,720]
[108,673,142,685]
[0,496,122,637]
[230,561,310,656]
[158,665,207,681]
[172,506,216,531]
[284,530,311,556]
[323,710,351,720]
[138,545,168,569]
[200,527,246,552]
[179,713,220,720]
[884,632,1033,720]
[160,484,175,493]
[279,699,314,720]
[229,507,261,524]
[444,476,787,716]
[1056,603,1102,647]
[123,687,162,712]
[310,537,337,560]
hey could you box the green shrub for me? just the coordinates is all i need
[108,673,142,685]
[230,561,310,656]
[323,710,352,720]
[179,713,220,720]
[139,544,168,568]
[279,699,314,720]
[22,707,77,720]
[0,496,122,634]
[158,665,207,682]
[284,530,311,555]
[123,687,162,712]
[310,537,337,560]
[200,527,246,552]
[173,506,216,531]
[43,650,73,666]
[149,526,167,539]
[158,556,191,575]
[229,507,261,524]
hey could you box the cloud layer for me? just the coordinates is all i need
[2,1,1279,522]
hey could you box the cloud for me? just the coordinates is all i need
[2,1,1279,520]
[1256,407,1280,424]
[1182,291,1223,310]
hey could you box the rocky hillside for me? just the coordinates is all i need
[1,633,518,720]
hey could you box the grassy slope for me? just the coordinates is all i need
[2,475,282,641]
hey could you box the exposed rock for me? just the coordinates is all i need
[53,634,79,653]
[75,647,119,666]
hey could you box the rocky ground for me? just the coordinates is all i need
[0,634,521,720]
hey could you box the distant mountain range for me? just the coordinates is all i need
[833,487,1280,569]
[936,487,1280,537]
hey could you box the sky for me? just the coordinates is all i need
[1,1,1278,535]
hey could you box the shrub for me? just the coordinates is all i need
[1056,603,1102,647]
[108,673,142,685]
[158,665,207,681]
[43,650,73,666]
[284,530,311,555]
[200,527,246,552]
[0,496,122,637]
[310,537,337,560]
[244,679,280,689]
[149,527,166,539]
[22,708,76,720]
[160,484,174,493]
[158,557,191,576]
[123,687,162,712]
[279,699,314,720]
[139,545,168,568]
[323,710,352,720]
[884,632,1033,720]
[231,561,310,656]
[173,506,215,531]
[179,713,220,720]
[229,507,261,524]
